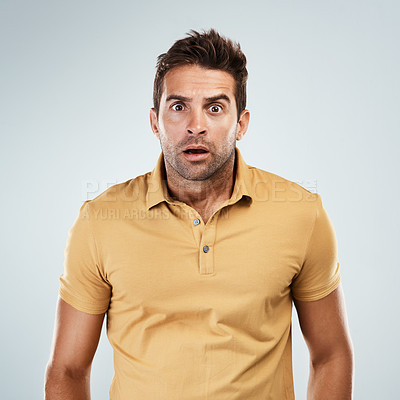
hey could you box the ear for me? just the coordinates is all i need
[150,108,160,139]
[236,109,250,141]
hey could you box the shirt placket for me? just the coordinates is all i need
[198,215,217,275]
[175,199,242,276]
[184,207,218,276]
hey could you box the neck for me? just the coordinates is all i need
[165,153,236,223]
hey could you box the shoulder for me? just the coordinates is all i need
[245,164,319,206]
[81,171,153,216]
[93,172,151,202]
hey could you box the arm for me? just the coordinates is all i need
[45,298,105,400]
[294,284,354,400]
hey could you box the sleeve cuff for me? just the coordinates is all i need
[292,273,341,302]
[59,287,110,314]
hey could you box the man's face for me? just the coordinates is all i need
[150,64,249,181]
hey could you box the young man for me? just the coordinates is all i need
[45,29,353,399]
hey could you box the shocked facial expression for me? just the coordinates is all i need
[150,64,249,181]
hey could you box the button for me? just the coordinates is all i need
[203,245,209,253]
[193,218,200,226]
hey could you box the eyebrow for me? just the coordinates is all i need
[165,94,231,104]
[205,94,231,104]
[165,95,191,103]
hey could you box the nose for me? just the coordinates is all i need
[186,108,207,135]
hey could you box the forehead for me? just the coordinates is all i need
[161,65,236,101]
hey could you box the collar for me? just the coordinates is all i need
[146,147,254,211]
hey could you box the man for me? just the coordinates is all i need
[45,29,353,399]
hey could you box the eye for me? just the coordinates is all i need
[171,103,185,111]
[209,104,222,113]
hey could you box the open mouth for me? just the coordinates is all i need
[182,147,210,161]
[183,149,209,154]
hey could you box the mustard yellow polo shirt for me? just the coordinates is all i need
[60,148,341,399]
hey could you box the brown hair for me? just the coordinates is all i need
[153,29,248,121]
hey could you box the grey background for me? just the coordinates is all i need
[1,0,399,398]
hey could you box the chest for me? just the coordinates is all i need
[97,202,309,320]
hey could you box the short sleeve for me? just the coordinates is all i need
[59,201,111,314]
[291,195,341,301]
